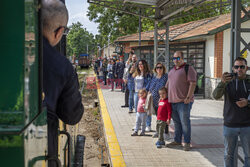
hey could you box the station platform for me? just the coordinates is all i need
[96,80,243,167]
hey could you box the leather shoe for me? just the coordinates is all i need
[121,105,129,108]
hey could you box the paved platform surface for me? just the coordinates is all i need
[100,85,244,167]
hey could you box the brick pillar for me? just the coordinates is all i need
[214,31,223,78]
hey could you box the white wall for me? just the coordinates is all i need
[204,20,250,99]
[204,35,221,98]
[103,45,116,58]
[205,35,215,78]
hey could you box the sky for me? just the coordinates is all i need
[66,0,99,35]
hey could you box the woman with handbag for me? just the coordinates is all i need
[146,62,169,137]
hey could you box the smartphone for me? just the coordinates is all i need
[229,72,238,78]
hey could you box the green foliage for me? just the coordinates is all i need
[170,0,249,25]
[93,109,99,116]
[87,0,249,46]
[12,89,24,111]
[87,3,157,47]
[0,113,23,126]
[0,135,22,147]
[66,22,96,57]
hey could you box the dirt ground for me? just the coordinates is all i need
[77,69,109,167]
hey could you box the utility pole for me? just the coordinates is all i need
[87,44,88,54]
[139,8,141,57]
[108,36,110,58]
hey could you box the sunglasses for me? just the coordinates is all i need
[54,26,70,34]
[234,65,246,69]
[173,57,181,60]
[156,66,163,69]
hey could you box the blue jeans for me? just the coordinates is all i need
[146,115,152,127]
[129,90,134,111]
[171,102,193,144]
[223,126,250,167]
[134,92,139,113]
[135,112,147,132]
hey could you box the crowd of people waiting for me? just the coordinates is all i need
[94,50,196,150]
[93,51,250,167]
[94,56,126,91]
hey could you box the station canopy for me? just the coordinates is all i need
[87,0,232,21]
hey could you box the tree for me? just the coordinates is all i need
[66,22,96,58]
[87,4,156,47]
[161,0,249,25]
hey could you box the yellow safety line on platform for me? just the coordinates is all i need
[95,75,126,167]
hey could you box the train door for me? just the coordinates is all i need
[0,0,47,166]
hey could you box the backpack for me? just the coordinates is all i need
[184,64,199,94]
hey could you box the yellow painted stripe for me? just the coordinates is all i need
[95,75,126,167]
[58,120,64,157]
[42,160,46,167]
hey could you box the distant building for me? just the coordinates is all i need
[103,43,116,59]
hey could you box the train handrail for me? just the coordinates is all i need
[46,156,62,167]
[59,130,71,167]
[28,155,61,167]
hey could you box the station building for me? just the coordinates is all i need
[113,12,250,98]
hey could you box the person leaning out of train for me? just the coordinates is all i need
[41,0,84,166]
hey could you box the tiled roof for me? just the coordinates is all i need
[115,10,248,42]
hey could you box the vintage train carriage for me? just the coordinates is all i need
[0,0,84,166]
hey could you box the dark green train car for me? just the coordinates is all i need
[0,1,83,166]
[0,0,46,166]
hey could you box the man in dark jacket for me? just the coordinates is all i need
[101,58,108,85]
[213,57,250,167]
[94,58,100,75]
[42,0,84,166]
[121,52,136,108]
[116,57,125,91]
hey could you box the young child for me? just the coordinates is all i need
[131,89,147,136]
[155,87,172,148]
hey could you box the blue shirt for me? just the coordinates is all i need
[147,73,168,108]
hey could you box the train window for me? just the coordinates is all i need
[0,0,42,133]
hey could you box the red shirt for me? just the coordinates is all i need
[157,99,172,122]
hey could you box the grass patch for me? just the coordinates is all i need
[93,108,99,116]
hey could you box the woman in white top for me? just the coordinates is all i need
[132,59,152,132]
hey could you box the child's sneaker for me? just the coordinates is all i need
[155,140,165,145]
[155,140,165,148]
[131,131,138,136]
